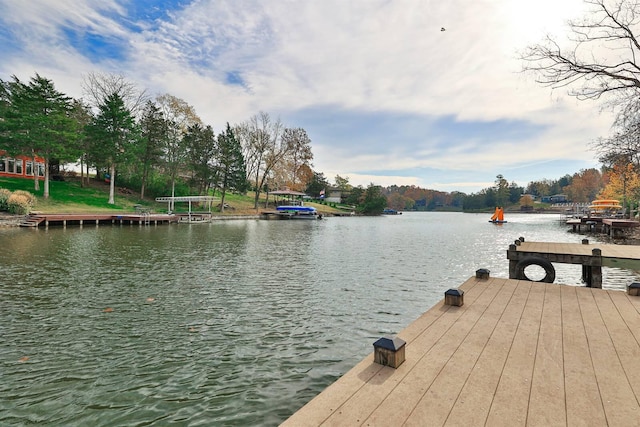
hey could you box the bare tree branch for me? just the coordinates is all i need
[521,0,640,102]
[82,72,148,115]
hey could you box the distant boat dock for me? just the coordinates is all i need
[20,212,177,227]
[567,216,640,236]
[283,272,640,426]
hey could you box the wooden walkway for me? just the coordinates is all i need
[510,240,640,267]
[567,217,640,236]
[282,276,640,426]
[508,239,640,288]
[20,213,177,227]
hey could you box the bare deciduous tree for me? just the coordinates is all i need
[524,0,640,175]
[155,93,202,210]
[522,0,640,102]
[240,112,291,209]
[82,72,148,114]
[280,127,313,192]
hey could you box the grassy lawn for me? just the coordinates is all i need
[0,177,144,213]
[0,177,342,215]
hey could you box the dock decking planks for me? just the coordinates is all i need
[282,277,640,426]
[560,286,606,426]
[516,240,640,262]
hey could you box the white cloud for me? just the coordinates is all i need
[0,0,615,193]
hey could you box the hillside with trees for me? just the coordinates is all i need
[0,72,630,215]
[0,74,315,206]
[0,72,391,215]
[8,0,640,218]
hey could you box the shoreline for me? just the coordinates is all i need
[0,214,25,227]
[0,213,264,227]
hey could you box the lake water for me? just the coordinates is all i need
[1,212,638,426]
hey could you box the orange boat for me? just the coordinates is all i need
[489,206,507,223]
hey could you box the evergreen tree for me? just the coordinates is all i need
[358,184,387,215]
[216,123,248,212]
[184,123,217,195]
[137,101,168,199]
[305,171,330,198]
[87,93,139,204]
[0,74,78,197]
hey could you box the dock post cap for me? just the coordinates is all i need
[373,336,406,368]
[373,336,406,351]
[582,239,589,244]
[592,248,602,256]
[445,288,464,306]
[514,239,521,246]
[519,237,525,242]
[475,268,490,280]
[628,282,640,296]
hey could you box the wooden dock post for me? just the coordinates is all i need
[373,336,406,368]
[475,268,490,280]
[508,244,518,279]
[628,282,640,296]
[445,288,464,306]
[588,248,603,289]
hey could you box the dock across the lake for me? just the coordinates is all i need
[282,275,640,426]
[20,213,177,227]
[567,216,640,237]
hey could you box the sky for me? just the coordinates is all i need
[0,0,614,193]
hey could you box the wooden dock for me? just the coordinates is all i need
[20,213,177,227]
[602,218,640,237]
[507,239,640,288]
[282,276,640,426]
[567,216,640,237]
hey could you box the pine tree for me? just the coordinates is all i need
[184,123,216,195]
[0,74,78,197]
[87,93,139,204]
[138,101,168,199]
[216,123,248,212]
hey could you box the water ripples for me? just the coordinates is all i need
[1,213,639,425]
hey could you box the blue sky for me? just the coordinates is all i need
[0,0,611,193]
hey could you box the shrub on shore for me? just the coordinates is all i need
[0,188,36,214]
[13,190,37,207]
[7,193,31,214]
[0,188,11,211]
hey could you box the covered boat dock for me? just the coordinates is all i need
[155,196,219,223]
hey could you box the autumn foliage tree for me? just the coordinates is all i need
[598,163,640,205]
[520,194,534,209]
[563,168,603,202]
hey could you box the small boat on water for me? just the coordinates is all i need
[382,208,401,215]
[276,205,321,219]
[489,207,507,223]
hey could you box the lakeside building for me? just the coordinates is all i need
[541,194,568,203]
[0,151,45,180]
